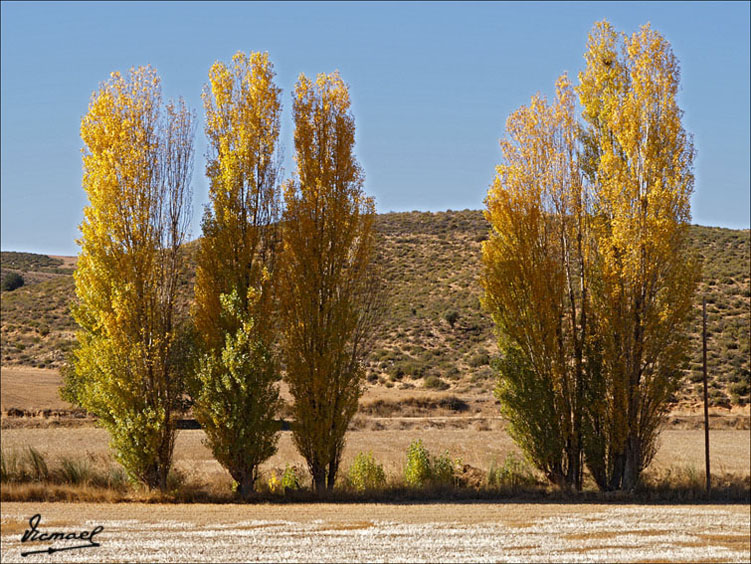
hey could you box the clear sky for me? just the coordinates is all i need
[2,1,749,255]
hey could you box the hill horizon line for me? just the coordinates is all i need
[1,208,749,258]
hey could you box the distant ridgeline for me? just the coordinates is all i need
[1,210,749,407]
[1,252,74,275]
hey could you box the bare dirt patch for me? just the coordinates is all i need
[47,256,77,269]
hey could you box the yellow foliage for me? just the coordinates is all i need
[483,20,698,491]
[279,71,382,492]
[577,20,698,490]
[482,74,590,489]
[73,66,194,491]
[195,51,282,350]
[191,52,283,499]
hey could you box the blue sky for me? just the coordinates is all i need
[2,1,749,255]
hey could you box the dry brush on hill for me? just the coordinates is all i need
[1,211,749,407]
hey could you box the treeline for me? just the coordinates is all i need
[482,21,698,491]
[64,54,381,497]
[64,20,702,497]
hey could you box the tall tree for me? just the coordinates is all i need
[577,21,698,490]
[482,75,592,489]
[191,51,283,499]
[70,66,194,490]
[279,71,382,493]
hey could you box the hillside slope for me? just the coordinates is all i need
[1,210,749,406]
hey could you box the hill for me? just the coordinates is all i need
[1,210,749,407]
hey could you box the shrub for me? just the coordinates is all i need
[104,466,128,489]
[445,366,460,380]
[268,464,301,493]
[468,352,490,367]
[1,272,24,292]
[0,449,19,482]
[638,465,703,499]
[267,470,281,493]
[281,464,301,490]
[729,380,750,398]
[1,449,128,491]
[487,453,538,488]
[437,396,469,412]
[404,439,459,488]
[443,310,459,328]
[391,361,425,380]
[424,375,449,390]
[729,378,750,405]
[430,451,458,486]
[166,468,188,492]
[58,456,94,485]
[25,447,49,481]
[1,447,49,482]
[404,439,432,487]
[347,452,386,491]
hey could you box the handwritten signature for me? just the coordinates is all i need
[20,514,103,557]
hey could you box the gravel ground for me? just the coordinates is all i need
[1,503,749,563]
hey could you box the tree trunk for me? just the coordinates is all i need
[159,466,168,493]
[311,463,326,493]
[157,423,174,493]
[623,437,641,490]
[608,451,625,491]
[143,462,162,492]
[238,473,255,500]
[566,444,582,491]
[327,458,339,491]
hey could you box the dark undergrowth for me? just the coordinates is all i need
[3,480,748,504]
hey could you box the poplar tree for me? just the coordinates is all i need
[482,75,591,489]
[71,66,195,490]
[577,21,698,490]
[483,21,697,491]
[191,52,283,499]
[279,72,381,492]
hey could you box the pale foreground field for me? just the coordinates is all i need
[1,502,749,562]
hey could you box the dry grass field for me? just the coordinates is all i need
[0,367,73,411]
[1,502,749,562]
[3,365,748,423]
[2,427,749,483]
[2,363,749,490]
[1,366,502,415]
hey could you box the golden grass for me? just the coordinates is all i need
[2,427,749,477]
[0,483,128,503]
[0,367,73,411]
[2,427,748,504]
[3,364,748,422]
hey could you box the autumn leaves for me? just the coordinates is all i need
[72,54,380,495]
[481,21,697,491]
